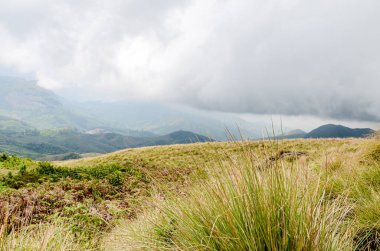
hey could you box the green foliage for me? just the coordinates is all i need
[0,153,36,170]
[24,142,67,155]
[0,157,152,248]
[1,161,147,190]
[62,204,108,235]
[108,171,124,187]
[0,153,8,161]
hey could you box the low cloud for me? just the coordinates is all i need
[0,0,379,122]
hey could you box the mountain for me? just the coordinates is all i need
[0,76,154,137]
[0,128,214,159]
[133,130,213,147]
[281,125,375,139]
[0,115,35,133]
[282,129,307,139]
[78,101,263,140]
[305,124,375,138]
[0,76,250,159]
[3,76,374,158]
[0,76,263,139]
[0,76,101,130]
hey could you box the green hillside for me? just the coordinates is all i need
[0,128,213,159]
[0,76,263,140]
[0,115,35,136]
[0,76,88,129]
[0,76,153,137]
[1,137,379,250]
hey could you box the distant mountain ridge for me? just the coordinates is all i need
[0,76,376,160]
[305,124,374,138]
[0,115,34,132]
[282,124,375,139]
[283,129,307,139]
[0,128,213,159]
[133,130,213,148]
[0,76,263,140]
[0,76,99,131]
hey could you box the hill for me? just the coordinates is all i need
[0,76,153,137]
[282,129,307,138]
[0,128,213,159]
[76,101,263,140]
[0,115,34,133]
[0,76,91,130]
[133,130,213,147]
[280,125,375,139]
[1,138,379,250]
[306,124,374,138]
[0,76,266,140]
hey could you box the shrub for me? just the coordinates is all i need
[0,153,8,162]
[1,163,141,189]
[108,171,124,187]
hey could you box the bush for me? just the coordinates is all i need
[1,163,139,189]
[0,153,8,162]
[108,171,124,187]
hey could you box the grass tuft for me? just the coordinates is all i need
[0,221,91,251]
[132,143,352,250]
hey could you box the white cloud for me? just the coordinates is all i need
[0,0,379,121]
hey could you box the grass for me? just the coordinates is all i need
[119,141,352,250]
[0,137,379,250]
[0,221,90,251]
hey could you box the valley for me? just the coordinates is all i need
[1,77,375,161]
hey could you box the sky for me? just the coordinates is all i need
[0,0,379,129]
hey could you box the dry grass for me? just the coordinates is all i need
[98,138,379,250]
[1,137,379,250]
[0,221,90,251]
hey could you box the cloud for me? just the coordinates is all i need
[0,0,379,122]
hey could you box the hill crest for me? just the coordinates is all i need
[305,124,374,138]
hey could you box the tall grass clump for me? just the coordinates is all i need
[0,221,88,251]
[353,191,380,251]
[139,143,351,250]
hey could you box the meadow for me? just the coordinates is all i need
[0,136,379,250]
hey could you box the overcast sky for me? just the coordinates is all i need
[0,0,379,127]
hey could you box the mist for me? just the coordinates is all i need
[0,0,379,124]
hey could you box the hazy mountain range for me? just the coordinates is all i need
[0,76,264,139]
[0,76,257,159]
[0,76,375,160]
[305,124,374,138]
[0,127,212,160]
[280,124,374,139]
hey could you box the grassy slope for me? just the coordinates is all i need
[59,138,355,168]
[58,138,377,250]
[1,138,379,250]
